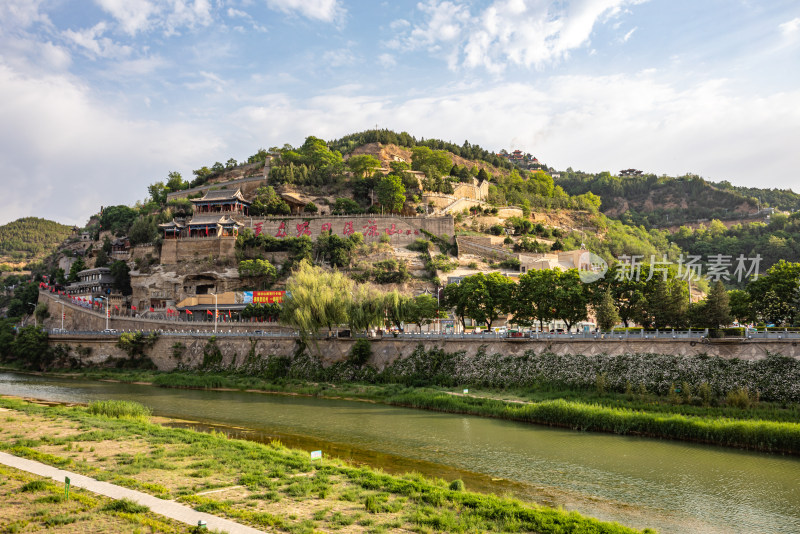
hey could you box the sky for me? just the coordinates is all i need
[0,0,799,226]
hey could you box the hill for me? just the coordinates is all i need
[556,172,761,228]
[0,217,74,266]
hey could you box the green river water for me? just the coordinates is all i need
[0,372,797,533]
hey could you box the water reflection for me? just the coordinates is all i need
[1,372,798,533]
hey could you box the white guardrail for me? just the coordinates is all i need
[47,328,800,340]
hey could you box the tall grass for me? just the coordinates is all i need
[384,391,800,454]
[87,400,151,421]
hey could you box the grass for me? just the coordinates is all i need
[88,400,152,421]
[0,464,187,533]
[0,397,654,534]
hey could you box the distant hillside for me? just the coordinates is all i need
[0,217,73,264]
[556,172,759,228]
[328,129,517,172]
[715,182,800,213]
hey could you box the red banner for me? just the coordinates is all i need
[252,291,285,304]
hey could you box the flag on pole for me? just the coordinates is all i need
[131,305,137,311]
[186,310,193,315]
[207,310,213,315]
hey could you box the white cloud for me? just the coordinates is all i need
[93,0,213,36]
[263,0,345,23]
[779,17,800,37]
[94,0,159,35]
[378,53,397,67]
[321,47,358,68]
[63,22,133,59]
[621,27,636,42]
[395,0,647,72]
[0,0,51,30]
[0,61,223,225]
[232,74,800,193]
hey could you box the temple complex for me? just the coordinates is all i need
[159,188,247,239]
[190,188,250,215]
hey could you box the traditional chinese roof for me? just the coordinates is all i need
[187,214,243,227]
[158,219,186,229]
[280,192,309,206]
[191,188,250,205]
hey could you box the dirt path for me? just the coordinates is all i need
[0,451,266,533]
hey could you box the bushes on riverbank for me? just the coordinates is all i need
[380,391,800,454]
[203,344,800,404]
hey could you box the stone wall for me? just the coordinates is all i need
[161,236,238,265]
[39,291,292,334]
[165,165,269,202]
[245,215,454,246]
[47,330,800,372]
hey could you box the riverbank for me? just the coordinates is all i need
[17,366,800,455]
[0,397,653,534]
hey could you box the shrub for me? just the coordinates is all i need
[448,479,465,491]
[87,400,151,421]
[348,339,372,367]
[726,387,757,409]
[21,480,50,492]
[101,498,149,514]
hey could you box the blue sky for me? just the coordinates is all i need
[1,0,799,226]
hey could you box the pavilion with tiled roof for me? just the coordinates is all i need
[186,214,244,238]
[158,219,186,239]
[190,188,251,216]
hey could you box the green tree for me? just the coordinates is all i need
[94,247,109,268]
[347,284,385,334]
[347,154,381,178]
[459,272,515,330]
[442,281,469,331]
[68,257,86,283]
[280,260,353,340]
[250,186,291,216]
[99,205,138,235]
[129,217,158,245]
[148,182,168,204]
[703,280,732,328]
[11,325,49,370]
[728,289,753,324]
[747,260,800,325]
[553,269,589,330]
[110,260,132,295]
[406,293,439,332]
[594,289,621,331]
[512,269,559,330]
[375,174,406,213]
[331,198,363,215]
[165,171,188,192]
[411,146,452,179]
[33,302,49,327]
[238,259,277,289]
[383,290,413,332]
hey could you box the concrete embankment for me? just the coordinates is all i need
[47,331,800,372]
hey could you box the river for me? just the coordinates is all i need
[0,372,797,533]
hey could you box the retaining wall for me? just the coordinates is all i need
[47,333,800,372]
